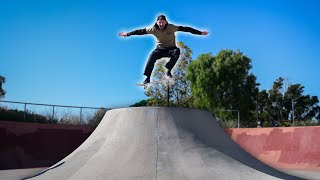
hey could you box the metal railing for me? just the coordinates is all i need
[1,100,242,127]
[0,100,110,124]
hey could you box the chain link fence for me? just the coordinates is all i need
[0,100,109,125]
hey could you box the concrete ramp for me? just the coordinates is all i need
[25,107,302,180]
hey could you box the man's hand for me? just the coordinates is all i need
[119,32,128,37]
[201,31,209,35]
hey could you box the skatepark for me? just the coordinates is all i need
[1,0,320,179]
[2,107,317,180]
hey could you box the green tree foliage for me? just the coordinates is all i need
[145,42,193,107]
[187,50,258,126]
[130,99,150,107]
[257,89,271,126]
[258,77,320,126]
[268,77,285,123]
[0,75,6,99]
[284,84,319,122]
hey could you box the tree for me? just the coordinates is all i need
[130,99,150,107]
[284,84,319,122]
[268,77,285,124]
[145,42,193,107]
[0,75,6,99]
[88,108,107,126]
[258,77,320,126]
[187,50,258,126]
[257,90,271,126]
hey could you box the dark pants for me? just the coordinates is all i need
[144,46,181,77]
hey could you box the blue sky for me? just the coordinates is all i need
[1,0,319,108]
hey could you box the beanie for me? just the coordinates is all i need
[157,15,167,21]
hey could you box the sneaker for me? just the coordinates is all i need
[166,70,173,78]
[143,77,150,84]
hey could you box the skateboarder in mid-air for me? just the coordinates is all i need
[119,15,209,85]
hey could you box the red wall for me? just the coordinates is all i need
[225,126,320,170]
[0,121,95,170]
[2,120,319,171]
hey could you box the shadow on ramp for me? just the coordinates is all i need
[21,162,65,180]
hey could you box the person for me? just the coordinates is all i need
[119,15,208,84]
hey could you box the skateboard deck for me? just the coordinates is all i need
[136,77,173,88]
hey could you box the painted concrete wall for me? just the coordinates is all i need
[2,120,319,172]
[0,121,95,170]
[225,126,320,170]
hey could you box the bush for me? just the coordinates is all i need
[0,106,51,123]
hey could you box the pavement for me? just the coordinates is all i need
[11,107,309,179]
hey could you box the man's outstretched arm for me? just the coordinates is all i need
[178,26,209,35]
[119,28,147,37]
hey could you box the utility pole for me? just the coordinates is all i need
[255,83,261,123]
[292,96,302,126]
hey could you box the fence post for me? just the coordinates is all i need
[80,107,83,124]
[24,103,27,121]
[0,100,108,124]
[52,105,55,123]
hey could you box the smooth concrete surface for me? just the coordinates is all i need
[23,107,302,180]
[225,127,320,170]
[0,168,45,180]
[280,169,320,180]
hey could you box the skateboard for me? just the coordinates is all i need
[136,76,173,89]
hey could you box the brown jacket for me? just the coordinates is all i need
[127,23,202,48]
